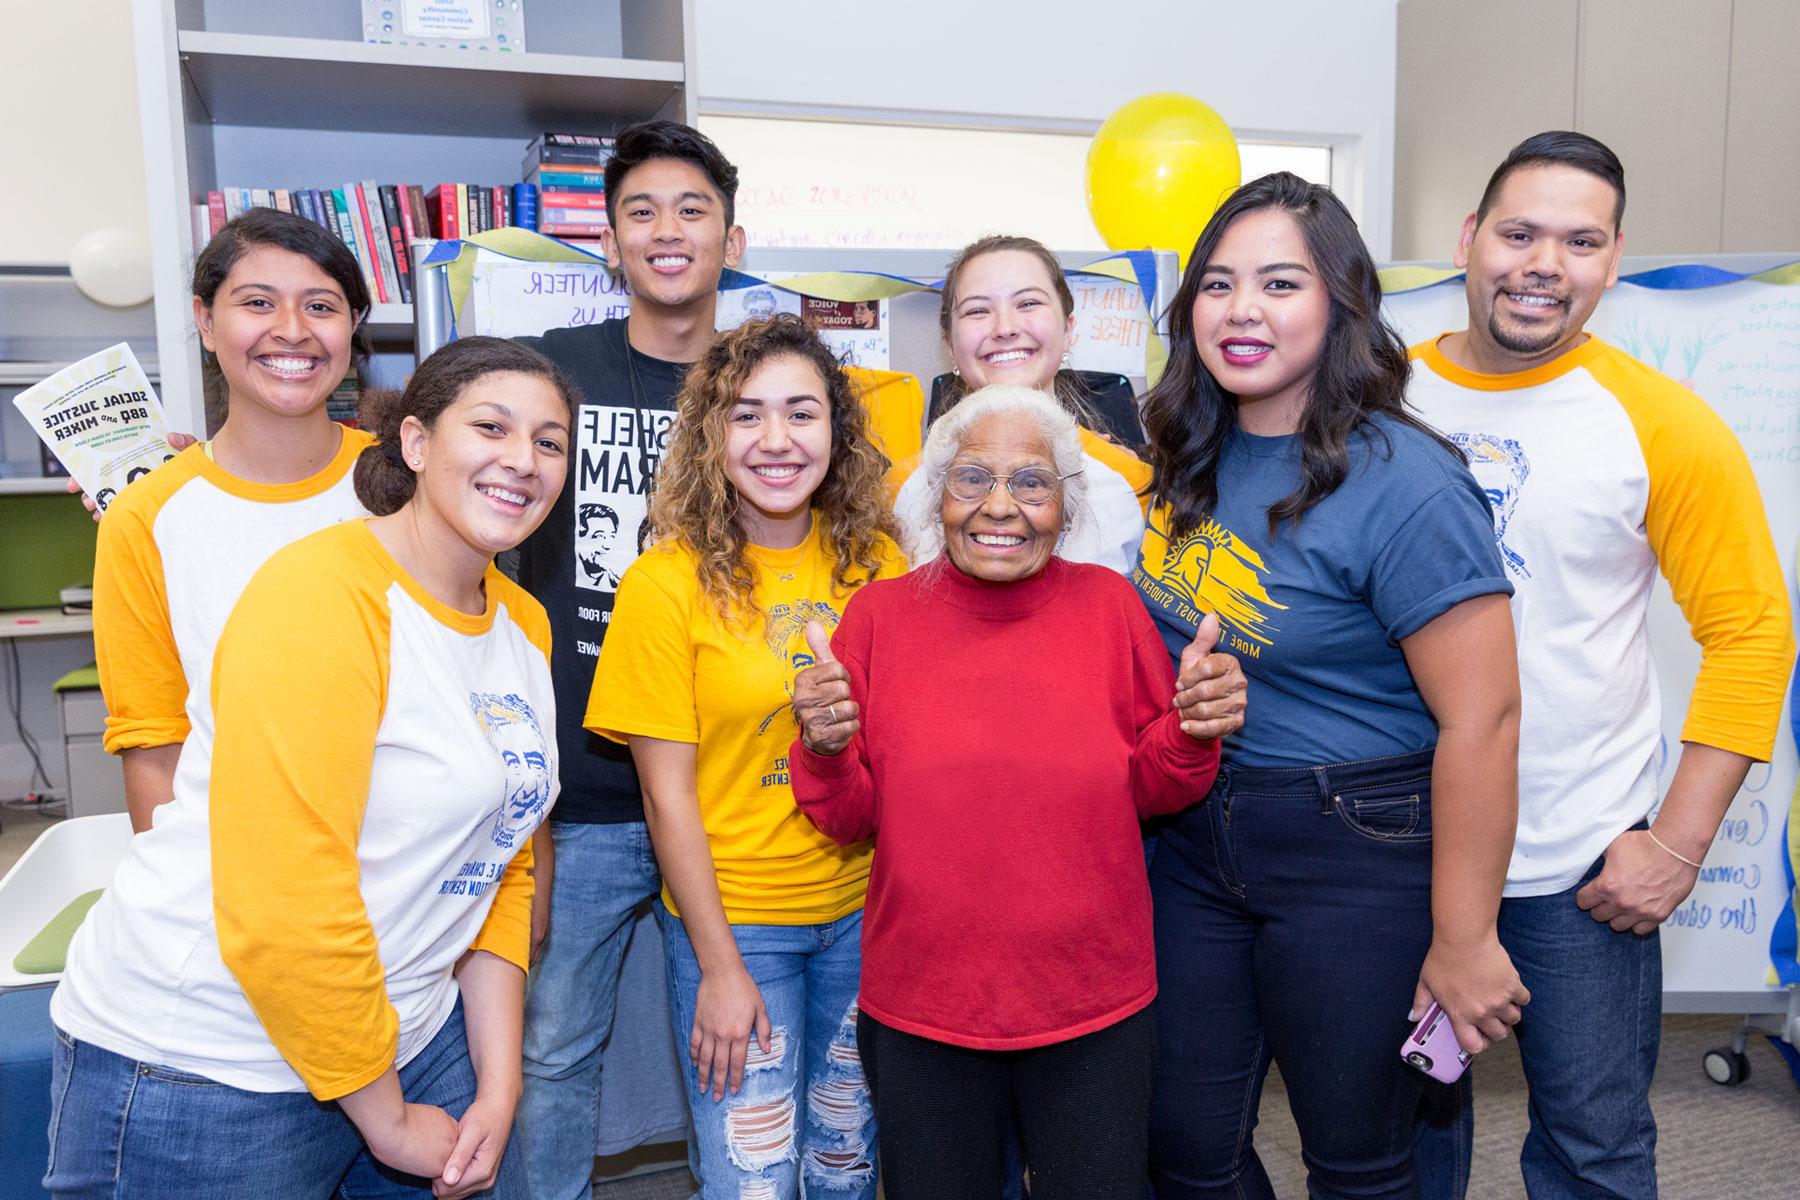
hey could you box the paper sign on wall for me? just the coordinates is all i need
[1068,276,1154,378]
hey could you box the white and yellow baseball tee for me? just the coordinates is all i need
[1408,335,1794,896]
[54,519,558,1099]
[93,429,373,761]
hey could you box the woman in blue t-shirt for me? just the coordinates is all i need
[1133,172,1528,1200]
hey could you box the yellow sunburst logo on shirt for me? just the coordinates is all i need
[1135,510,1285,647]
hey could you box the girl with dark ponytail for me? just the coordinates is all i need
[52,334,577,1197]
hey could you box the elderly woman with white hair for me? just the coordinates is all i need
[787,384,1245,1200]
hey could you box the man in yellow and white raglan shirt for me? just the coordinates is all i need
[92,428,373,831]
[1408,132,1794,1200]
[54,518,557,1173]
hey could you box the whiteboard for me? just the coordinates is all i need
[697,115,1335,254]
[1384,269,1800,1001]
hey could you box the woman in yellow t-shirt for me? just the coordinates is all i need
[588,315,901,1199]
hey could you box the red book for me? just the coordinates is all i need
[490,185,504,230]
[426,184,460,239]
[538,190,609,209]
[395,184,417,241]
[206,192,226,236]
[351,183,390,303]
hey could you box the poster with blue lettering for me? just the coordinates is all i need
[1384,264,1800,1002]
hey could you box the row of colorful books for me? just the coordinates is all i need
[185,136,621,308]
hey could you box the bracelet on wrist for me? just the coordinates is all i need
[1647,827,1704,870]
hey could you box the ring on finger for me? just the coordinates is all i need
[829,703,841,723]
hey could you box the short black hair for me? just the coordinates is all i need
[604,120,739,228]
[1476,130,1626,229]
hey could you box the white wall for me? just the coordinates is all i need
[0,0,148,266]
[693,0,1401,258]
[1394,0,1800,260]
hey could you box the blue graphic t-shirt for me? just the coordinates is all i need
[1132,413,1511,769]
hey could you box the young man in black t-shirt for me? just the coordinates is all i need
[510,120,745,1200]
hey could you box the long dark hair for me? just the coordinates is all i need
[192,207,372,434]
[1142,172,1454,537]
[354,336,577,515]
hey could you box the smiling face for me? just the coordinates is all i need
[1190,208,1331,435]
[939,411,1064,583]
[401,371,571,560]
[947,249,1076,392]
[598,157,745,314]
[193,243,355,422]
[1456,164,1624,372]
[724,353,834,547]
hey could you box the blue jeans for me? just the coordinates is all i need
[1416,850,1661,1200]
[1149,750,1437,1200]
[514,819,662,1200]
[44,1003,519,1199]
[658,902,876,1200]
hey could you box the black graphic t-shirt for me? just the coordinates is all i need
[516,319,688,823]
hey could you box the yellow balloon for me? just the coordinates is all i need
[1087,94,1242,267]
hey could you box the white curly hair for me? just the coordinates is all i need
[906,384,1091,564]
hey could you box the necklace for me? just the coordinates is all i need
[620,321,660,492]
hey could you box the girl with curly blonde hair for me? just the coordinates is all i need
[587,314,901,1198]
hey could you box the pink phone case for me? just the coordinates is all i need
[1400,1003,1470,1083]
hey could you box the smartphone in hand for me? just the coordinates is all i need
[1401,1003,1470,1083]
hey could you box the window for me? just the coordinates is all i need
[698,115,1336,253]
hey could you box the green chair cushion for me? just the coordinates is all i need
[12,889,103,974]
[53,665,100,693]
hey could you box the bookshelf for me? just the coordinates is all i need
[132,0,696,435]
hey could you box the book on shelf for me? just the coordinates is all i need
[539,190,608,211]
[511,183,539,231]
[326,374,362,427]
[522,133,615,180]
[528,167,606,191]
[350,182,393,304]
[378,185,414,304]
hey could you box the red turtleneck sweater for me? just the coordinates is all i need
[790,556,1219,1050]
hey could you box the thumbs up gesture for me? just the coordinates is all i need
[793,621,859,756]
[1174,612,1247,741]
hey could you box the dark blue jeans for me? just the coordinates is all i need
[1149,750,1437,1200]
[1416,849,1661,1200]
[45,1002,521,1199]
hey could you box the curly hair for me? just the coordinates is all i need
[650,314,898,622]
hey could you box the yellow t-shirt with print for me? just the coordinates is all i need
[587,522,905,925]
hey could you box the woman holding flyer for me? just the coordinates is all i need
[87,207,373,833]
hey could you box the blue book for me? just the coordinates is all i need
[511,182,539,231]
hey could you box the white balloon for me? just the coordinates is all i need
[69,228,154,308]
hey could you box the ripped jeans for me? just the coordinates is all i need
[658,902,876,1200]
